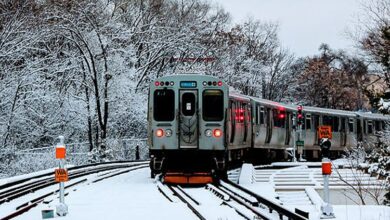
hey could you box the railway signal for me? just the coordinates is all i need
[297,105,303,125]
[55,136,68,216]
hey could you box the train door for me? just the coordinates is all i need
[179,90,198,148]
[285,112,291,145]
[340,118,347,146]
[356,119,363,141]
[265,107,272,144]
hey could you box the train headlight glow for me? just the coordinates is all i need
[213,129,222,138]
[205,129,212,137]
[156,129,164,137]
[165,129,172,137]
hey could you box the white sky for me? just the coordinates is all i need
[213,0,363,57]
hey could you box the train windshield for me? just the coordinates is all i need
[154,89,175,121]
[203,90,224,121]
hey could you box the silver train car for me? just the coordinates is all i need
[148,74,390,179]
[148,74,229,179]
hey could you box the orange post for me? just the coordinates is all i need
[322,162,332,175]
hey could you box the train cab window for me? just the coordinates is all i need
[203,90,223,121]
[181,93,195,116]
[305,114,311,130]
[348,118,354,132]
[367,121,373,134]
[153,89,175,121]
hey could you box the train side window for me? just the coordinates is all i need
[341,118,346,132]
[367,121,373,134]
[313,115,319,130]
[348,118,354,132]
[333,117,339,132]
[255,105,259,124]
[363,120,367,134]
[260,106,265,124]
[322,115,332,126]
[153,89,175,121]
[305,114,311,130]
[375,121,381,131]
[273,109,285,128]
[203,90,224,121]
[382,121,387,130]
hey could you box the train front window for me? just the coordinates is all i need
[153,89,175,121]
[203,90,223,121]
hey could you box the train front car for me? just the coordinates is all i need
[148,74,228,184]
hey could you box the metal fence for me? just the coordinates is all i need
[0,138,149,178]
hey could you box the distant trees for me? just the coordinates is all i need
[292,44,368,110]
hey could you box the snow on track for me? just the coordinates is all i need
[16,168,197,220]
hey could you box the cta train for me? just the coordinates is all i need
[147,74,389,183]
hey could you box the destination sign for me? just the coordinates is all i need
[180,81,197,88]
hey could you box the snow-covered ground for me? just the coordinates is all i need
[1,162,390,220]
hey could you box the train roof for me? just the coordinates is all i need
[152,74,219,81]
[233,93,390,121]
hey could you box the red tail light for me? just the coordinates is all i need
[213,129,222,138]
[156,129,164,137]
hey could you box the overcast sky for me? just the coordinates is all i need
[213,0,363,57]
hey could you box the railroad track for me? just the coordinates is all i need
[157,179,309,220]
[0,161,148,220]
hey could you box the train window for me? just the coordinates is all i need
[363,120,367,134]
[348,118,354,132]
[382,121,387,130]
[181,93,195,116]
[260,106,265,124]
[367,121,373,134]
[375,121,381,131]
[255,105,259,124]
[341,118,346,132]
[305,114,311,130]
[203,90,223,121]
[273,109,285,128]
[313,115,319,130]
[322,115,332,126]
[234,102,245,123]
[153,89,175,121]
[333,117,339,132]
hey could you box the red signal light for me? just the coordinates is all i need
[156,129,164,137]
[279,114,285,119]
[217,81,223,86]
[213,129,222,138]
[155,81,160,86]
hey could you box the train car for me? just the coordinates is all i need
[148,74,229,183]
[148,74,390,183]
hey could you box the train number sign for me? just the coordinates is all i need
[318,126,332,139]
[55,168,69,182]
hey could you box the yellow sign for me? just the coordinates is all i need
[318,125,332,139]
[55,168,69,182]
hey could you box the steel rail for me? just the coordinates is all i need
[169,186,206,220]
[222,179,308,220]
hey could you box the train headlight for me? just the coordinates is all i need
[165,129,172,137]
[205,129,212,137]
[213,129,222,138]
[156,129,164,137]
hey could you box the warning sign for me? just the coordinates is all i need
[56,147,66,159]
[55,168,69,182]
[318,125,332,139]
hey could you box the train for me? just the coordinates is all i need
[147,74,389,183]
